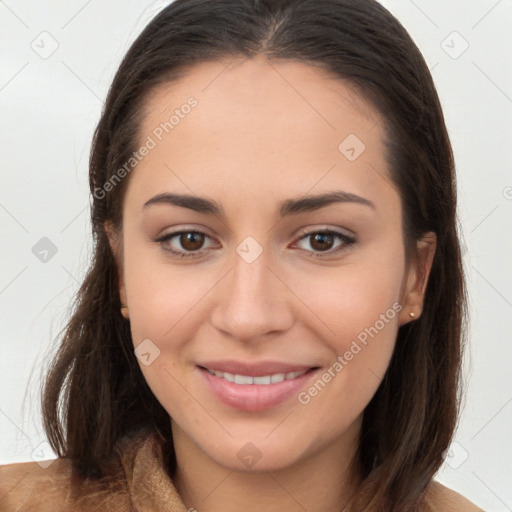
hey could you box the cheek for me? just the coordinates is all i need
[122,238,209,417]
[122,232,214,345]
[287,248,404,424]
[286,242,405,348]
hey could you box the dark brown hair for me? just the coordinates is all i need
[41,1,466,510]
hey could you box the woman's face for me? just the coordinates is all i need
[109,55,435,472]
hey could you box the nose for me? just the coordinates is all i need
[210,242,294,343]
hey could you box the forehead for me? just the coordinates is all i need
[128,55,394,211]
[139,55,379,138]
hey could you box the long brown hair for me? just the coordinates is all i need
[41,1,466,510]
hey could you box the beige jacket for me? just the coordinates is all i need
[0,428,484,511]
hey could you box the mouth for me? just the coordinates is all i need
[200,366,317,385]
[197,364,321,412]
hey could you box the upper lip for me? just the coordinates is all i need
[198,360,318,377]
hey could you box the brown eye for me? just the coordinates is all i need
[179,232,205,251]
[308,232,336,252]
[155,229,217,259]
[294,229,356,258]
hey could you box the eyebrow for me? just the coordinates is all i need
[143,190,375,217]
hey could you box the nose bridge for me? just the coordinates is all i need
[233,236,273,299]
[210,235,293,341]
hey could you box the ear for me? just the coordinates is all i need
[104,220,129,319]
[399,232,436,325]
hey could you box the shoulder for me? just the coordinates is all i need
[0,428,166,512]
[0,456,130,512]
[0,457,72,511]
[424,480,485,512]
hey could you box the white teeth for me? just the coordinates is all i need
[206,368,308,385]
[222,371,235,383]
[253,375,272,385]
[234,374,253,384]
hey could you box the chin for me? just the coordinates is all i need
[208,441,305,473]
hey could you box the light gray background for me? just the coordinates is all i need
[1,1,511,510]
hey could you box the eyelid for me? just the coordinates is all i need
[154,225,356,258]
[291,227,356,258]
[154,225,219,256]
[294,224,356,239]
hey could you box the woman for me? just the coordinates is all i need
[0,0,484,510]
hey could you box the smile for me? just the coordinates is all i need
[204,368,309,385]
[199,365,320,412]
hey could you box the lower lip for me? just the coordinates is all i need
[198,367,319,412]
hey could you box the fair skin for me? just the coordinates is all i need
[106,55,436,512]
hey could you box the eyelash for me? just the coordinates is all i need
[154,228,356,259]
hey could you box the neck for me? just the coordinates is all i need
[171,418,363,512]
